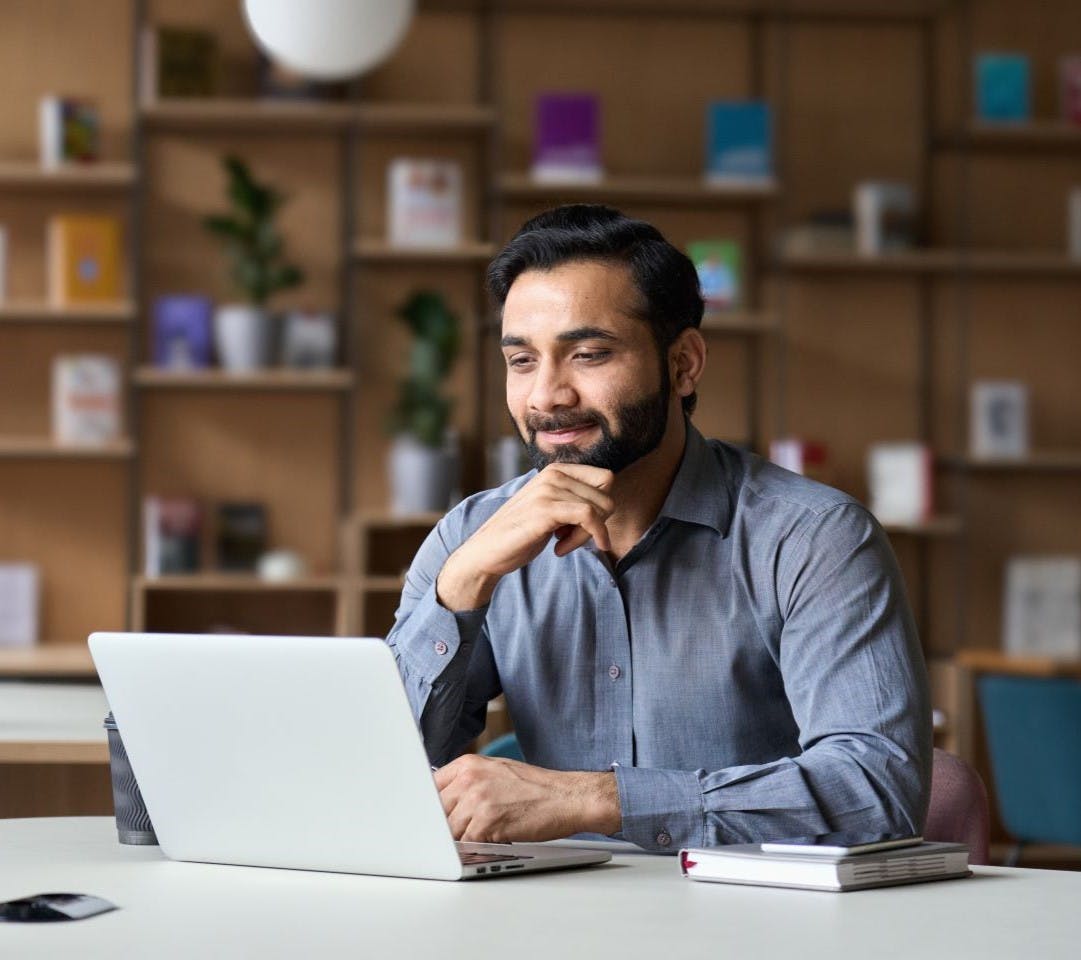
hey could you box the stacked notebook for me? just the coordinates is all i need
[680,835,971,892]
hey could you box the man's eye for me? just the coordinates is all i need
[507,355,535,368]
[574,350,610,362]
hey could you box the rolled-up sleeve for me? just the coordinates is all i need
[614,503,932,852]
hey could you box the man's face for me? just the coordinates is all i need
[500,260,673,474]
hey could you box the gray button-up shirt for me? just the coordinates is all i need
[387,424,932,852]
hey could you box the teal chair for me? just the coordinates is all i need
[480,732,524,761]
[977,674,1081,865]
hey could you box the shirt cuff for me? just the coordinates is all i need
[613,765,706,853]
[392,581,489,684]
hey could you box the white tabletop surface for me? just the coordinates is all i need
[2,818,1080,958]
[0,682,108,762]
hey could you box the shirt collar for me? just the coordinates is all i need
[656,420,734,537]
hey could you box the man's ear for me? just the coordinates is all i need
[669,327,707,399]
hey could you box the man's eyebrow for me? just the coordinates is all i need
[500,335,529,348]
[500,327,619,349]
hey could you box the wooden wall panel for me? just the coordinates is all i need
[0,463,129,642]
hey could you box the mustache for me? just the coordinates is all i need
[525,412,603,434]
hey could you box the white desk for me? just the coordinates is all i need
[0,682,109,763]
[2,818,1080,958]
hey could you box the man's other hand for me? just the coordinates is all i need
[433,754,621,843]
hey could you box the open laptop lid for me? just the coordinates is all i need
[89,632,465,880]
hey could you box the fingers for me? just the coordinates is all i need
[539,470,616,516]
[541,497,611,553]
[545,463,615,492]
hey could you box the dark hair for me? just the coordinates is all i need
[487,204,704,414]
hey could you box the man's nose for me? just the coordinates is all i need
[527,359,577,411]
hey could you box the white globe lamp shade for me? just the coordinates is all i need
[243,0,415,81]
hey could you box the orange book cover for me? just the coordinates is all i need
[48,215,122,304]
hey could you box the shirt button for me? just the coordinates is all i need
[608,664,621,680]
[656,830,672,848]
[434,640,449,656]
[609,579,617,587]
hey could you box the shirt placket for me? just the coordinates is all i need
[587,550,634,769]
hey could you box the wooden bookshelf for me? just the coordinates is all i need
[132,368,355,391]
[947,451,1081,472]
[497,173,778,205]
[700,311,779,335]
[0,643,97,678]
[361,575,407,591]
[141,98,356,132]
[356,102,496,132]
[133,574,346,593]
[941,121,1081,151]
[779,249,1081,276]
[956,648,1081,679]
[0,161,136,188]
[881,516,963,537]
[353,240,496,263]
[0,438,134,460]
[0,301,135,324]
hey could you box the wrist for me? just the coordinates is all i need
[436,545,500,612]
[577,771,622,836]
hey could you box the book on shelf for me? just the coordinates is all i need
[38,96,100,167]
[0,224,7,303]
[1059,56,1081,125]
[216,502,268,572]
[144,497,202,577]
[152,294,213,369]
[705,100,773,185]
[1004,556,1081,660]
[139,24,218,102]
[974,52,1031,123]
[680,839,970,892]
[280,310,337,368]
[0,563,40,648]
[867,442,933,526]
[386,158,463,248]
[532,92,602,184]
[778,211,855,256]
[686,240,741,309]
[969,380,1029,459]
[51,354,122,446]
[769,438,829,484]
[47,215,123,305]
[853,181,916,256]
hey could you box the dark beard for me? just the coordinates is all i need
[516,370,671,475]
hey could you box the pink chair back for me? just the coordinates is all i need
[924,747,990,865]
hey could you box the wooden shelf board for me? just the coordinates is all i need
[956,649,1081,679]
[881,516,963,537]
[356,512,444,530]
[700,310,779,335]
[946,451,1081,472]
[0,437,134,460]
[353,240,496,263]
[132,368,354,391]
[360,575,407,592]
[944,121,1081,150]
[498,173,778,205]
[134,575,345,593]
[0,643,96,678]
[142,99,495,134]
[0,300,135,324]
[356,102,496,132]
[141,98,356,131]
[0,161,135,188]
[779,249,1081,276]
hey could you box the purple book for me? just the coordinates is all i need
[152,294,213,368]
[532,93,602,182]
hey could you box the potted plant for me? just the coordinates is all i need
[202,155,304,371]
[387,290,461,514]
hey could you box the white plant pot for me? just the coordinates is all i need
[214,304,273,372]
[389,433,458,515]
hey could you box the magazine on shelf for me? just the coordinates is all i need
[974,52,1031,122]
[867,442,933,526]
[687,240,741,309]
[152,295,213,369]
[51,354,122,446]
[1060,56,1081,124]
[532,93,603,184]
[0,564,40,648]
[47,215,122,305]
[705,100,773,185]
[969,380,1029,459]
[144,497,202,577]
[680,838,970,892]
[853,181,916,256]
[1003,556,1081,659]
[386,158,463,248]
[39,96,99,167]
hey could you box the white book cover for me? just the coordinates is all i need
[1004,556,1081,659]
[51,354,122,445]
[853,181,916,256]
[39,95,63,168]
[0,563,40,648]
[867,442,932,525]
[970,380,1029,458]
[387,159,463,248]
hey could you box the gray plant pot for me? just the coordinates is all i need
[389,434,458,515]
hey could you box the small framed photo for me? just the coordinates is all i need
[970,380,1029,459]
[280,311,337,369]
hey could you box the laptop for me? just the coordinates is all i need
[88,632,611,881]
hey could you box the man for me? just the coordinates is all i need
[387,204,931,853]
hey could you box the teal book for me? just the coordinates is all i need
[975,53,1031,122]
[687,240,741,309]
[705,101,772,182]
